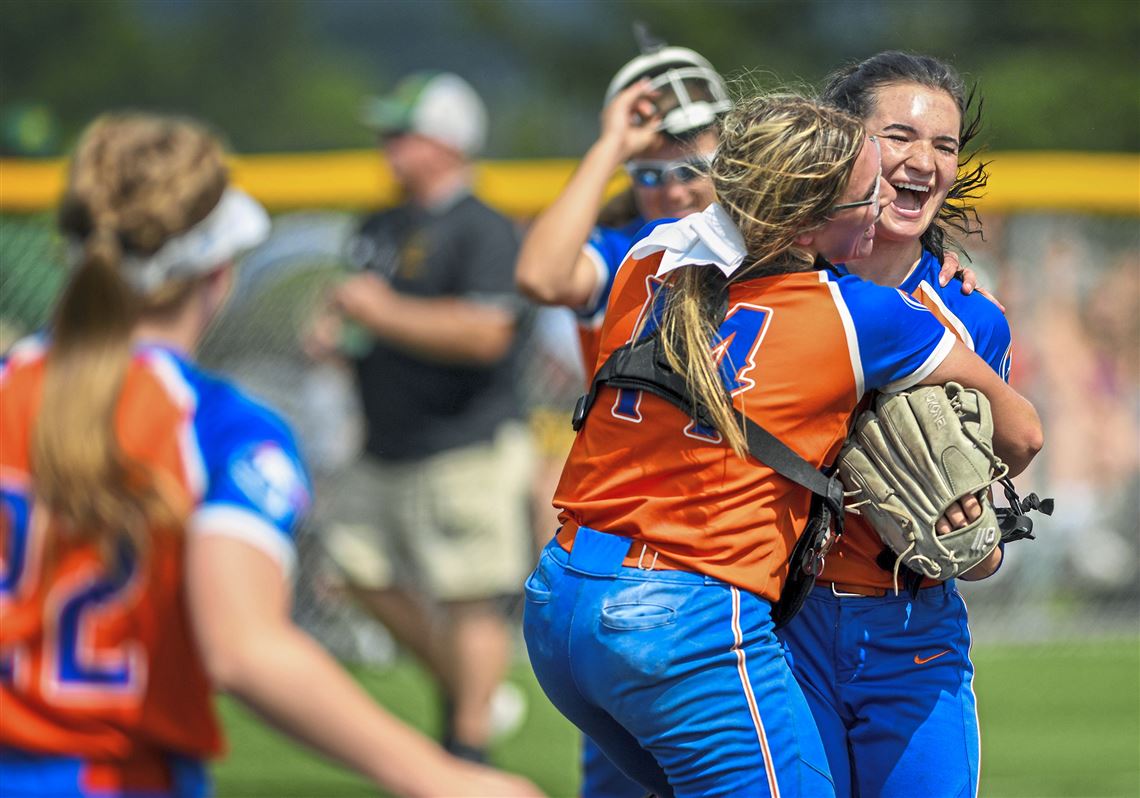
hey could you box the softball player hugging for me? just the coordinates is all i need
[522,91,1042,798]
[779,51,1032,798]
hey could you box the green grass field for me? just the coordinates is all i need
[213,637,1140,798]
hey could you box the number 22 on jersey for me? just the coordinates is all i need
[1,480,146,707]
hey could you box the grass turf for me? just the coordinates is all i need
[212,637,1139,797]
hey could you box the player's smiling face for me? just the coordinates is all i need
[632,129,718,221]
[864,82,960,245]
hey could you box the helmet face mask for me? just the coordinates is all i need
[644,68,730,135]
[605,46,731,138]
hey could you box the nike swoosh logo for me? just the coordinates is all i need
[914,649,953,665]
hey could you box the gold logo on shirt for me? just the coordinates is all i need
[396,231,428,280]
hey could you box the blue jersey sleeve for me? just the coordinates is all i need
[580,216,648,318]
[945,286,1012,380]
[190,376,312,576]
[831,273,956,395]
[902,251,1013,381]
[953,291,1012,381]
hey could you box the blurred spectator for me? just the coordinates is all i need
[1032,237,1138,589]
[309,72,534,762]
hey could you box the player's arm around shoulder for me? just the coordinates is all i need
[838,276,1042,475]
[925,261,1014,379]
[964,287,1014,380]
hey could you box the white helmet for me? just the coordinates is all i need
[604,44,731,138]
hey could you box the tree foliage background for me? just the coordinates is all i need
[2,0,1137,157]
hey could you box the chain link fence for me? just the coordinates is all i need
[2,209,1136,657]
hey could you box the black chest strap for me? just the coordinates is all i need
[572,325,844,515]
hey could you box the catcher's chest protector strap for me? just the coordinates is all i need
[572,327,844,513]
[573,259,848,511]
[572,313,845,627]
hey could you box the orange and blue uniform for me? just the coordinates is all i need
[554,242,955,601]
[779,249,1013,798]
[524,217,956,798]
[579,218,662,798]
[0,339,310,798]
[819,252,1011,592]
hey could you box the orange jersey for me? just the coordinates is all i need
[819,251,1012,589]
[554,232,955,602]
[0,339,309,774]
[577,325,604,382]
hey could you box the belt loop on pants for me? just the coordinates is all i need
[829,581,888,598]
[556,522,685,572]
[635,544,660,571]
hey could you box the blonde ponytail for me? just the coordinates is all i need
[33,249,152,550]
[33,114,228,555]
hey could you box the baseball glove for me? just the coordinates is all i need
[837,382,1009,592]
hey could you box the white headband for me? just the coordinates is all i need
[629,203,749,280]
[71,188,271,293]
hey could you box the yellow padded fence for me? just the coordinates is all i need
[1,150,1137,216]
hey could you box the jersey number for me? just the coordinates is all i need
[1,485,143,703]
[611,280,772,438]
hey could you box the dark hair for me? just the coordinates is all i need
[821,51,987,261]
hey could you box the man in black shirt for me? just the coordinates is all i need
[319,72,533,762]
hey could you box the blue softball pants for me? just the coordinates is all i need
[0,748,210,798]
[581,734,645,798]
[778,582,979,798]
[523,527,834,798]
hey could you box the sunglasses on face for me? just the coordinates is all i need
[625,154,713,189]
[831,136,882,213]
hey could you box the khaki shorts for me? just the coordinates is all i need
[321,422,534,602]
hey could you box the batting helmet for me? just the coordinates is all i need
[604,30,731,138]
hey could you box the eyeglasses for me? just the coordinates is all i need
[625,154,713,189]
[831,136,882,213]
